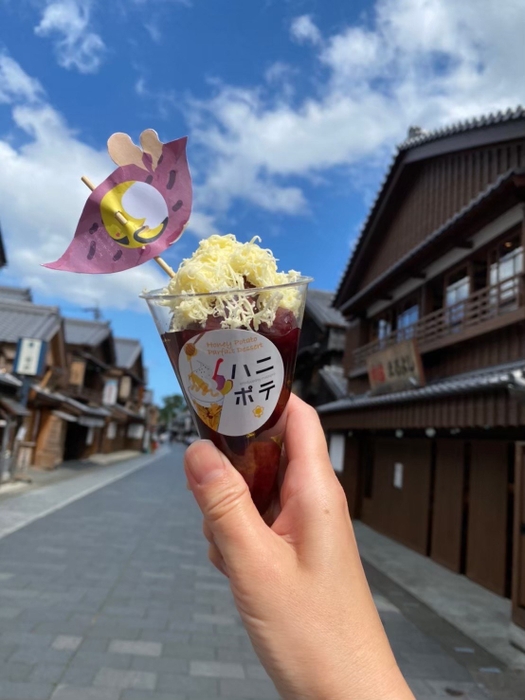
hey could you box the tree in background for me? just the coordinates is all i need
[159,394,186,427]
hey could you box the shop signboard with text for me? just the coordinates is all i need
[366,339,425,394]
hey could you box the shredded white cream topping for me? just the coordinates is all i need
[162,234,302,330]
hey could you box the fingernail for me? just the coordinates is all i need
[186,442,226,485]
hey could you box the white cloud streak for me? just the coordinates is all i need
[0,54,44,103]
[34,0,106,74]
[189,0,525,224]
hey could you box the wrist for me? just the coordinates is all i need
[310,653,414,700]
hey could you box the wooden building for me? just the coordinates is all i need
[0,280,156,474]
[294,289,348,406]
[109,337,147,452]
[318,107,525,645]
[0,294,69,471]
[63,318,115,460]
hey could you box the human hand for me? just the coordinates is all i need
[184,394,415,700]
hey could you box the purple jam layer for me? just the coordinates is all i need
[162,308,300,516]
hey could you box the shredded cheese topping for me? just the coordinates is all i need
[162,234,302,330]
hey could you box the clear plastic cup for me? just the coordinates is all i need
[142,277,312,518]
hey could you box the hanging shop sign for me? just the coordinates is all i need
[14,338,47,377]
[367,339,425,395]
[102,379,118,406]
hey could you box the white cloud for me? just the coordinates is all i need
[0,53,44,104]
[144,21,162,43]
[133,73,177,119]
[189,0,525,221]
[185,212,222,239]
[290,15,322,46]
[0,56,173,310]
[34,0,106,74]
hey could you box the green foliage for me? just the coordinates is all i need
[159,393,186,425]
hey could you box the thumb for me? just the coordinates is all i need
[184,440,269,564]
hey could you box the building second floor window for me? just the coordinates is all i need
[445,267,470,325]
[489,236,523,306]
[397,303,419,340]
[371,315,392,345]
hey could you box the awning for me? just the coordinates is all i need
[52,410,78,423]
[0,397,30,417]
[318,360,525,414]
[0,372,22,388]
[62,396,110,417]
[33,386,111,417]
[111,404,145,421]
[31,386,63,406]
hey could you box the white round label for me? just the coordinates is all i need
[178,329,284,437]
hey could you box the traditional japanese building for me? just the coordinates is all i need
[103,337,148,453]
[0,295,69,471]
[62,318,115,460]
[294,289,347,406]
[318,107,525,645]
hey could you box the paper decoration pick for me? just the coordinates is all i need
[43,129,192,275]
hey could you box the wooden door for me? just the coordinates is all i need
[431,440,465,572]
[512,443,525,630]
[466,441,509,595]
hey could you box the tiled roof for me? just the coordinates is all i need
[0,286,32,302]
[0,299,61,343]
[317,360,525,414]
[398,106,525,151]
[306,290,347,329]
[318,365,347,400]
[114,337,142,370]
[334,106,525,307]
[64,318,111,347]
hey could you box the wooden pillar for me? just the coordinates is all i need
[512,442,525,631]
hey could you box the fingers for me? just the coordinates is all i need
[202,519,213,545]
[208,541,229,577]
[282,395,336,491]
[185,440,270,566]
[284,394,331,466]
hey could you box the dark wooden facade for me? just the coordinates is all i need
[358,141,525,291]
[294,290,347,406]
[320,109,525,639]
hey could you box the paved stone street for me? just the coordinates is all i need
[0,446,522,700]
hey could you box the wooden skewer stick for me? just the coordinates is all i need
[81,175,175,278]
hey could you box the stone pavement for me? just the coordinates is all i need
[0,445,522,700]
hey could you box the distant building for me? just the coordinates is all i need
[0,284,157,474]
[106,337,149,453]
[0,295,68,472]
[318,107,525,645]
[294,289,347,406]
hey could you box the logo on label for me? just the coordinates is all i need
[178,329,284,437]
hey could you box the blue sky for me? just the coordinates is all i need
[0,0,524,403]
